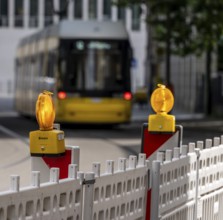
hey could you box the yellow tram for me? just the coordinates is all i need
[15,20,132,124]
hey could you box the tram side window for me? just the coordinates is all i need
[15,59,22,89]
[30,56,36,81]
[24,57,30,87]
[38,53,44,77]
[47,51,56,78]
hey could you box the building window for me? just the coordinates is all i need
[74,0,82,19]
[0,0,8,26]
[45,0,53,26]
[89,0,97,19]
[59,0,68,20]
[15,0,24,27]
[118,7,125,22]
[103,0,111,20]
[29,0,38,27]
[131,5,140,31]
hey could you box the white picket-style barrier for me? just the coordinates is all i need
[2,134,223,220]
[153,136,223,220]
[92,154,148,220]
[0,154,148,220]
[0,165,82,220]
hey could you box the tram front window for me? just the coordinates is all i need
[59,40,129,96]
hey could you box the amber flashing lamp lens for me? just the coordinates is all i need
[36,90,55,131]
[150,84,174,114]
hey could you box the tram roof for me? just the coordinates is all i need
[19,20,129,46]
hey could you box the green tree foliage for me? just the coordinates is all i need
[116,0,192,54]
[117,0,223,55]
[190,0,223,114]
[117,0,223,114]
[190,0,223,53]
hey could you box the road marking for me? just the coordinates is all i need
[0,125,29,146]
[0,111,18,117]
[0,125,30,169]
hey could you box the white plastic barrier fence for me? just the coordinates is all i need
[160,201,195,220]
[92,154,148,220]
[197,187,223,220]
[152,136,223,220]
[158,146,197,214]
[198,138,223,196]
[0,165,82,220]
[3,136,223,220]
[0,154,148,220]
[159,176,223,220]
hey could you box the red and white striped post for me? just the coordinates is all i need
[31,145,80,183]
[141,123,182,220]
[141,84,182,220]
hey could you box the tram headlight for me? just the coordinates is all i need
[58,91,67,100]
[123,92,132,101]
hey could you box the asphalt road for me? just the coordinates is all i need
[1,97,223,191]
[1,112,223,147]
[0,114,144,191]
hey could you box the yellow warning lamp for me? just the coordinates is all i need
[36,90,55,131]
[29,91,65,156]
[148,84,175,133]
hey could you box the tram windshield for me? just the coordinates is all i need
[58,39,131,96]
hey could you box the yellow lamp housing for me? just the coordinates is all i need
[29,91,65,156]
[148,84,175,133]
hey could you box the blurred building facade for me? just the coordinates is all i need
[0,0,147,98]
[0,0,218,114]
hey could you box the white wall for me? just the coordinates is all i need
[128,11,147,93]
[0,29,37,97]
[129,31,147,93]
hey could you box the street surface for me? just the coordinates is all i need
[0,114,144,191]
[1,98,223,191]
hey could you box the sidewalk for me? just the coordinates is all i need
[131,103,223,132]
[0,138,31,192]
[131,103,205,123]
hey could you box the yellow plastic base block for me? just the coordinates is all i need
[29,130,65,156]
[148,114,175,133]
